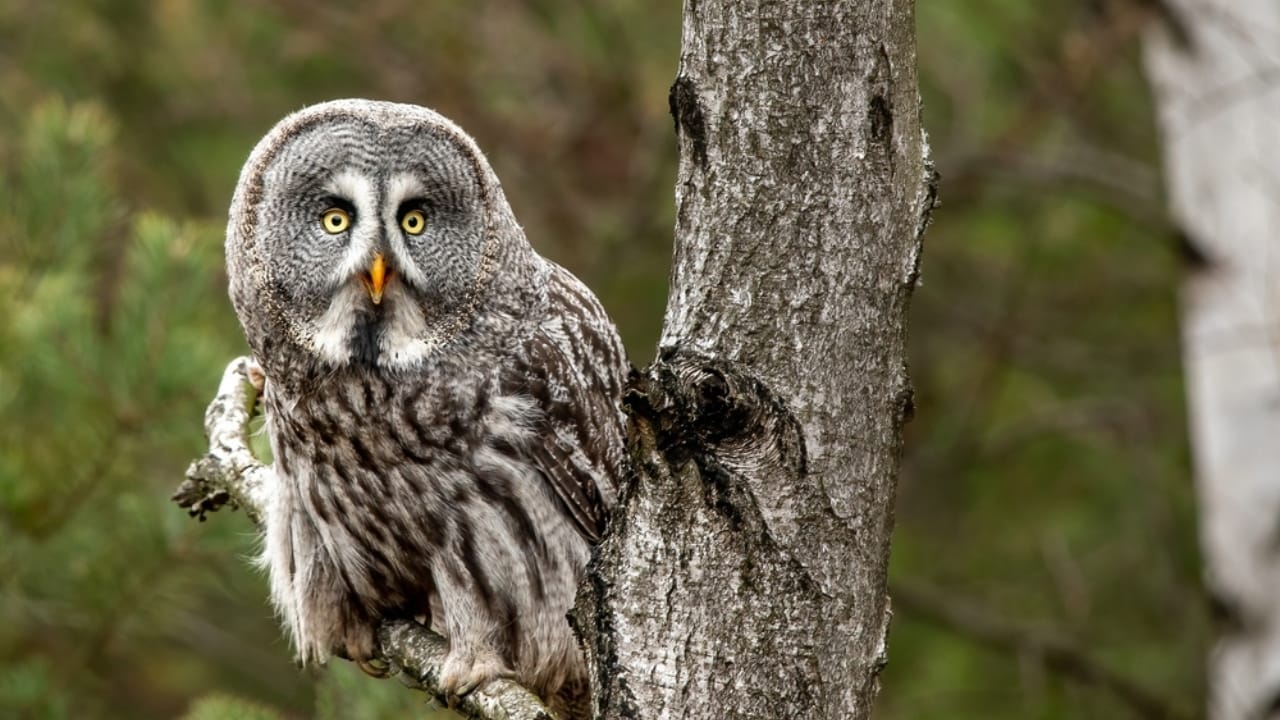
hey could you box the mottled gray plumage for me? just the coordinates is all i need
[224,99,627,714]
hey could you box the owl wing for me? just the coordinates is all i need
[499,263,629,543]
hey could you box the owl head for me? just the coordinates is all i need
[226,100,542,385]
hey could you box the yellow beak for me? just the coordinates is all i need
[365,253,387,305]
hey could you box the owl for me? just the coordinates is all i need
[224,99,628,716]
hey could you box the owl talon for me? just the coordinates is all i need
[244,360,266,394]
[357,657,390,678]
[438,647,510,701]
[455,676,480,698]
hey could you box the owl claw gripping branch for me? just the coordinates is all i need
[224,100,629,718]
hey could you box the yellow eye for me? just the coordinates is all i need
[321,208,350,234]
[401,209,426,235]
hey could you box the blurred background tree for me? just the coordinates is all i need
[0,1,1206,718]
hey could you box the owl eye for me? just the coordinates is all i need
[321,208,351,234]
[401,209,426,236]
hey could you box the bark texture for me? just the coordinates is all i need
[1145,3,1280,718]
[573,1,932,718]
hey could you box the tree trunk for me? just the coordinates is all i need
[1145,3,1280,718]
[573,1,933,718]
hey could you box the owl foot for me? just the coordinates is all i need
[438,647,512,702]
[334,623,382,676]
[357,657,390,678]
[244,359,266,393]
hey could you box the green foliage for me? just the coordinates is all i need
[0,95,301,719]
[315,662,456,720]
[877,2,1203,719]
[0,1,1203,719]
[0,658,71,720]
[180,694,285,720]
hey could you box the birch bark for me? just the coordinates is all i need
[1146,3,1280,718]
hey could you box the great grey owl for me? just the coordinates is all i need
[224,99,628,716]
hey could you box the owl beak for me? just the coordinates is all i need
[363,253,387,305]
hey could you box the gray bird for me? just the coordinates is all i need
[224,99,628,717]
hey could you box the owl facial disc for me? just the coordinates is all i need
[227,99,522,376]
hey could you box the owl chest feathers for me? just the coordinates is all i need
[262,365,591,663]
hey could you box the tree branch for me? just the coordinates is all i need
[172,357,556,720]
[173,357,273,526]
